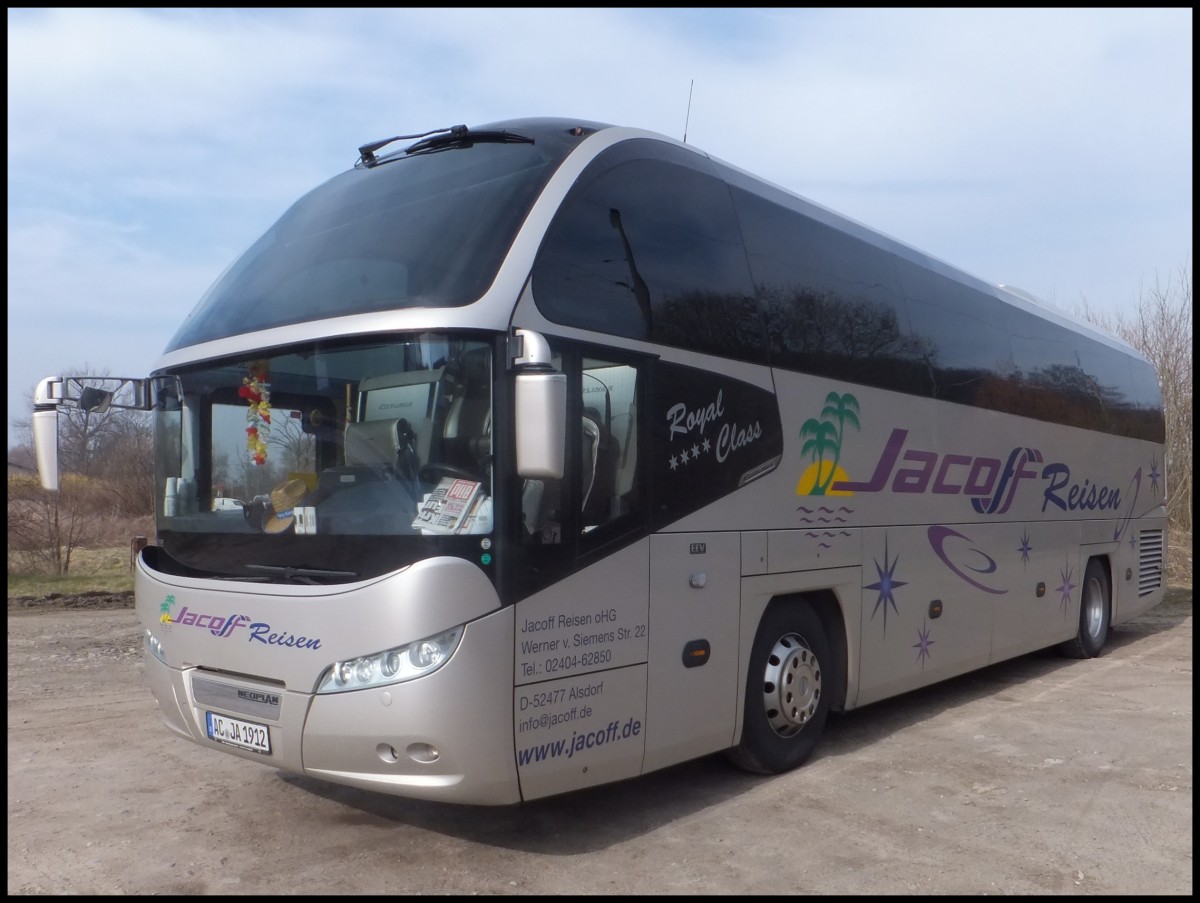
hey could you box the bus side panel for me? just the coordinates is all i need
[856,526,996,707]
[513,542,650,801]
[990,521,1083,662]
[515,665,648,802]
[642,532,741,774]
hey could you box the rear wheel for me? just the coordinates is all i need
[1058,558,1111,659]
[726,602,832,775]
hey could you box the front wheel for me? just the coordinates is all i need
[726,602,833,775]
[1058,558,1111,659]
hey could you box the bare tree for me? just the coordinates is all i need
[89,408,155,516]
[268,414,317,474]
[7,460,111,576]
[1077,260,1193,585]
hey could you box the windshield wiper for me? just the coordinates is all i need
[245,564,359,584]
[405,127,534,155]
[357,124,534,167]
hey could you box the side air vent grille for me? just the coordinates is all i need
[1138,529,1164,596]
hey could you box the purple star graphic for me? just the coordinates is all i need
[1017,529,1032,565]
[1057,561,1076,611]
[913,621,934,668]
[865,535,906,633]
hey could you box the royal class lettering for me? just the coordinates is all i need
[667,390,725,440]
[171,606,322,650]
[715,419,762,462]
[832,427,1120,515]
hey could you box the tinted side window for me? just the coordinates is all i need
[729,185,930,396]
[726,175,1162,442]
[1124,356,1166,442]
[1008,307,1163,441]
[894,261,1017,406]
[533,141,764,363]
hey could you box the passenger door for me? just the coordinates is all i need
[644,531,741,773]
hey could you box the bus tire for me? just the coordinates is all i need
[726,602,832,775]
[1058,558,1111,659]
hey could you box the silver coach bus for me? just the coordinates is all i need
[33,118,1167,804]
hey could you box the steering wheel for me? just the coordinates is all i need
[419,462,480,484]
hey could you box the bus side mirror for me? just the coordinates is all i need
[512,329,565,479]
[33,377,62,492]
[31,374,152,493]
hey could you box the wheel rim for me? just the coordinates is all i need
[1082,574,1106,639]
[760,632,822,737]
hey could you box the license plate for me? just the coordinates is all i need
[205,711,271,755]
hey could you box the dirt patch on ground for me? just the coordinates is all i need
[7,590,134,611]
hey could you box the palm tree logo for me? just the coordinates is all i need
[159,594,176,624]
[797,392,860,496]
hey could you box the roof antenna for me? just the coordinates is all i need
[683,79,694,144]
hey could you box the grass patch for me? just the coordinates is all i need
[7,547,134,598]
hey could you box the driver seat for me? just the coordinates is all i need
[441,349,491,473]
[344,418,404,469]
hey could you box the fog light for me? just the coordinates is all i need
[376,743,399,763]
[406,742,440,764]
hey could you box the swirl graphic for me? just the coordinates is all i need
[1112,467,1142,543]
[928,525,1007,595]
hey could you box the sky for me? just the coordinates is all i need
[7,7,1193,449]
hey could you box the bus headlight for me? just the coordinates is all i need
[144,629,167,664]
[316,626,464,694]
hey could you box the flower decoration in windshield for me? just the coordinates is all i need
[239,360,272,465]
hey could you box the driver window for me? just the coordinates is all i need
[581,359,638,534]
[521,349,644,552]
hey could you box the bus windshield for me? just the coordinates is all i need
[165,134,573,352]
[151,333,495,584]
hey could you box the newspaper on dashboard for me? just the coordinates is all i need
[412,476,486,535]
